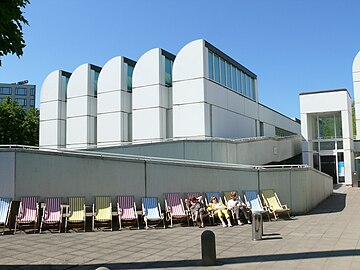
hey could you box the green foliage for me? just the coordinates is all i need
[0,97,39,145]
[0,0,30,58]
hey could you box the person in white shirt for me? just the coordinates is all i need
[227,191,252,225]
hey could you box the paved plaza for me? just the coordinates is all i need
[0,186,359,269]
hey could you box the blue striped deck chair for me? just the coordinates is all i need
[244,190,271,221]
[204,192,222,206]
[142,197,165,230]
[0,198,12,235]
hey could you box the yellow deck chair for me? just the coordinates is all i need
[92,196,112,231]
[261,189,290,220]
[65,197,86,232]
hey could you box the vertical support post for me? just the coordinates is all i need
[201,230,216,266]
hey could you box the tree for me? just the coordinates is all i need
[353,100,357,138]
[0,0,30,62]
[0,97,39,146]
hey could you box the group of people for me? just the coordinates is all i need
[186,191,252,228]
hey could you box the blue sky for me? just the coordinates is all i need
[1,0,359,118]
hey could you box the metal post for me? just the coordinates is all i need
[201,230,216,266]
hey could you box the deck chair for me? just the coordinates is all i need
[65,197,86,232]
[183,192,205,225]
[223,191,252,223]
[117,195,139,230]
[244,190,271,221]
[261,189,291,220]
[205,192,222,225]
[142,197,165,230]
[40,197,63,233]
[14,197,39,234]
[92,196,112,231]
[164,193,189,227]
[0,198,12,235]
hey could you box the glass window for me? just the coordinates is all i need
[335,113,342,138]
[231,65,236,90]
[311,116,319,139]
[30,99,35,106]
[236,69,241,93]
[241,72,246,95]
[214,55,220,83]
[319,115,335,139]
[313,141,319,152]
[62,75,69,100]
[320,141,336,150]
[15,98,26,106]
[226,62,231,88]
[208,51,213,80]
[127,64,134,91]
[337,140,343,149]
[0,87,12,95]
[15,88,27,95]
[165,58,173,87]
[220,58,226,85]
[30,88,35,96]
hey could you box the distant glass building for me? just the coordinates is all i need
[0,82,36,111]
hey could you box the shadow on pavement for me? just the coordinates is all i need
[2,249,360,270]
[306,192,346,215]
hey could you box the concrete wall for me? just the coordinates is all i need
[0,148,332,214]
[93,135,302,166]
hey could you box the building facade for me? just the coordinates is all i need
[300,89,354,185]
[40,39,300,150]
[0,82,36,111]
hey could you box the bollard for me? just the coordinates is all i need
[252,212,263,241]
[201,230,216,266]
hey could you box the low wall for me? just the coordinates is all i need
[0,148,332,214]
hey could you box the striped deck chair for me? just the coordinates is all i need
[164,193,189,228]
[223,191,252,222]
[142,197,165,230]
[244,190,271,221]
[14,197,39,234]
[205,192,222,224]
[0,198,12,235]
[261,189,291,220]
[183,192,206,225]
[40,197,63,233]
[65,197,86,232]
[117,195,139,230]
[92,196,112,231]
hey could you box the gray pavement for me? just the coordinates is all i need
[1,186,360,269]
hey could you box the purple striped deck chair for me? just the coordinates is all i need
[40,197,63,233]
[164,193,189,227]
[0,198,12,235]
[117,196,139,230]
[142,197,165,230]
[14,197,39,234]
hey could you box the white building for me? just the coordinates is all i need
[40,39,301,155]
[300,89,354,185]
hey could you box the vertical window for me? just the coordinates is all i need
[231,65,236,90]
[236,69,241,93]
[15,98,26,106]
[214,55,220,83]
[335,113,342,138]
[91,70,99,96]
[220,58,226,85]
[226,62,231,88]
[165,57,173,86]
[241,72,246,95]
[30,88,35,96]
[127,64,134,91]
[208,51,213,80]
[62,75,69,100]
[15,88,27,95]
[30,99,35,106]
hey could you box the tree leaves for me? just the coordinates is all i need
[0,0,30,58]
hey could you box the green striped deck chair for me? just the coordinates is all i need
[92,196,112,231]
[65,197,86,232]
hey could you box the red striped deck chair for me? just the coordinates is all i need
[165,193,189,227]
[0,198,12,235]
[117,196,139,230]
[40,197,63,233]
[14,197,39,234]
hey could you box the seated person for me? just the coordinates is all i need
[207,196,232,227]
[186,196,206,228]
[227,191,252,225]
